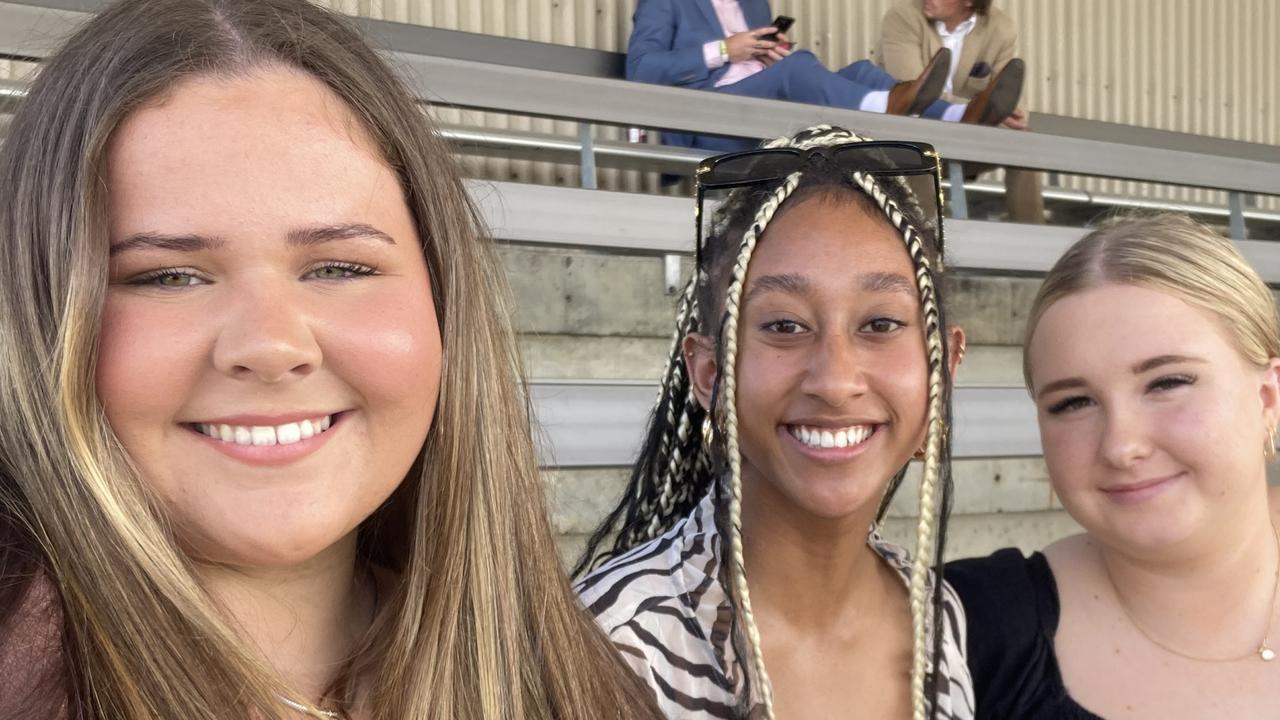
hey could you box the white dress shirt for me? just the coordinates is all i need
[934,13,977,95]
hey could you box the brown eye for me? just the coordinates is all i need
[861,318,905,334]
[763,319,806,334]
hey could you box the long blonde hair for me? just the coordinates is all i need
[1024,213,1280,389]
[0,1,659,718]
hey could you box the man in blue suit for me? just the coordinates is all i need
[627,0,1023,150]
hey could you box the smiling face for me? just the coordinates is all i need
[1028,283,1280,554]
[97,67,441,568]
[691,193,935,522]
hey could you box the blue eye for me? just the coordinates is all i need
[307,262,377,280]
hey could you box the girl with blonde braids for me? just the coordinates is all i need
[0,1,662,718]
[576,125,973,719]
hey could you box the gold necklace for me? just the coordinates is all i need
[276,565,379,718]
[278,695,341,718]
[1105,523,1280,663]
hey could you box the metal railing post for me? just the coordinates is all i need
[578,122,597,190]
[663,254,682,296]
[1228,191,1247,240]
[948,161,969,220]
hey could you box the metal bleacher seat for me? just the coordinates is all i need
[4,0,1280,468]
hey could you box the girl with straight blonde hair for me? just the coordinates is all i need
[948,213,1280,718]
[0,1,661,718]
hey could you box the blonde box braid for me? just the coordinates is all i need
[649,278,701,537]
[849,171,950,720]
[575,125,953,719]
[718,169,803,718]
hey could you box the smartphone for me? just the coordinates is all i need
[759,15,795,42]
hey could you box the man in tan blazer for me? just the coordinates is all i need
[878,0,1045,223]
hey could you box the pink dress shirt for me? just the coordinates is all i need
[701,0,766,87]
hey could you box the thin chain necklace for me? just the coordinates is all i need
[1104,523,1280,663]
[278,695,341,719]
[277,564,380,718]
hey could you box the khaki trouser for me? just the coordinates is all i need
[963,162,1046,224]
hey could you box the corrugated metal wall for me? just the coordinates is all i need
[4,3,1273,205]
[317,0,1279,209]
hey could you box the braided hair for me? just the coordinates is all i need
[574,125,956,719]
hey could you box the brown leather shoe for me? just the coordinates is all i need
[960,58,1025,125]
[887,48,951,116]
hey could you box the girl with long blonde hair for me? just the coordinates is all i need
[575,125,973,719]
[0,1,661,717]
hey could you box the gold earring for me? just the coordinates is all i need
[702,415,715,452]
[1267,425,1277,461]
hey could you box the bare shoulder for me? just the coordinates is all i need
[1041,532,1099,588]
[1042,531,1092,563]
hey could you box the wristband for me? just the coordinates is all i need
[718,39,729,63]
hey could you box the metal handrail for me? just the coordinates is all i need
[2,0,1279,198]
[3,76,1278,230]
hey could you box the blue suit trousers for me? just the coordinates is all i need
[686,51,951,152]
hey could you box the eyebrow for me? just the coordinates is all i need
[108,233,224,257]
[1131,354,1206,374]
[745,273,808,302]
[287,223,396,247]
[1034,377,1087,400]
[744,271,917,303]
[1035,354,1207,399]
[109,223,395,257]
[859,271,916,295]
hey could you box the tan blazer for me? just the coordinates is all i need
[877,0,1018,103]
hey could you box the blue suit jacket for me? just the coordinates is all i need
[627,0,772,90]
[627,0,772,149]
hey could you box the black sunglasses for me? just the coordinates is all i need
[693,140,944,268]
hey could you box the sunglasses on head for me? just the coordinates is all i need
[693,140,944,270]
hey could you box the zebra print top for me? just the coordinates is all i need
[576,489,976,719]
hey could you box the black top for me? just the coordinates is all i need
[945,549,1106,720]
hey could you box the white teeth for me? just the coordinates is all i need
[788,424,875,450]
[276,422,302,445]
[193,415,334,446]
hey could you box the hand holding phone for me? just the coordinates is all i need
[759,15,795,42]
